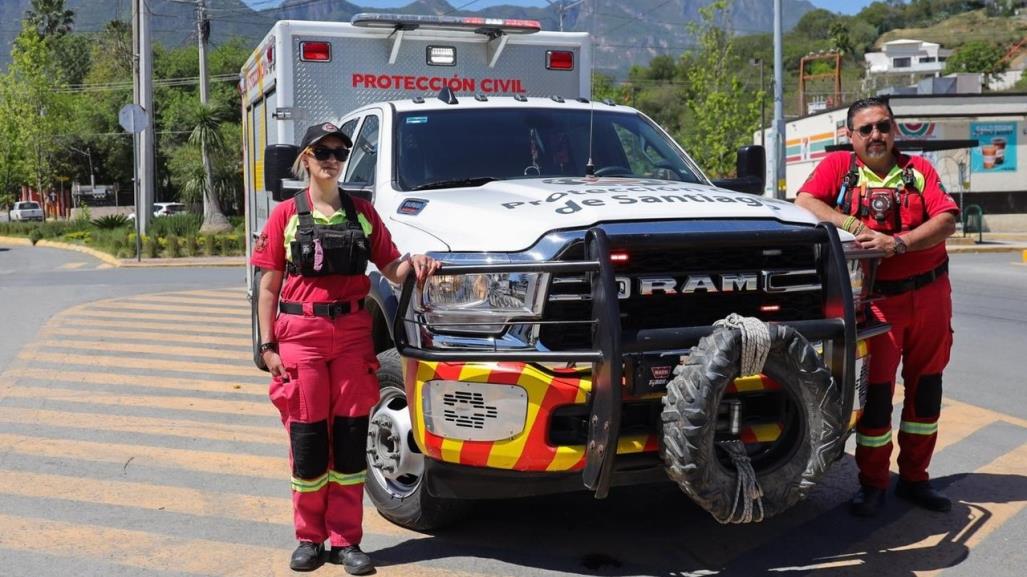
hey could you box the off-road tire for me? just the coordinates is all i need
[660,324,846,521]
[364,348,470,532]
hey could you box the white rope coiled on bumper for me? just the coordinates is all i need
[714,313,771,377]
[712,313,772,523]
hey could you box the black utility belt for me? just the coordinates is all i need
[876,260,948,296]
[279,299,364,318]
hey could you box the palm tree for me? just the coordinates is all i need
[190,104,233,233]
[25,0,75,38]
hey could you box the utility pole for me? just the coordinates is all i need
[546,0,585,32]
[133,0,154,236]
[771,0,785,199]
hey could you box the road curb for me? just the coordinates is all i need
[35,239,123,267]
[0,236,32,247]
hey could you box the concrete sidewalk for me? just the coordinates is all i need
[946,232,1027,256]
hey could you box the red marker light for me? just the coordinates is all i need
[300,41,331,62]
[546,50,574,70]
[760,304,781,313]
[610,252,629,263]
[266,44,274,65]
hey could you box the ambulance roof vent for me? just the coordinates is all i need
[437,87,459,105]
[550,95,565,103]
[474,93,488,102]
[513,94,528,102]
[412,96,425,104]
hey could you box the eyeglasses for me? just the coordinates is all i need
[310,146,349,161]
[855,120,893,137]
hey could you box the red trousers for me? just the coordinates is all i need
[269,307,380,547]
[856,275,953,489]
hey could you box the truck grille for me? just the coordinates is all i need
[540,242,824,351]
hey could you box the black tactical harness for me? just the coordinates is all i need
[286,189,370,277]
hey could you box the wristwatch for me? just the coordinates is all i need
[259,341,278,355]
[893,235,908,255]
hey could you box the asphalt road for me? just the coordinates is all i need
[0,244,1023,577]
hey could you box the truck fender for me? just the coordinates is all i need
[367,270,400,353]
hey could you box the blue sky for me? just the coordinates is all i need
[242,1,877,16]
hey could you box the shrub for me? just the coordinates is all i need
[143,236,160,258]
[186,234,200,257]
[28,228,43,245]
[203,234,217,256]
[92,214,130,229]
[151,213,202,237]
[166,234,182,258]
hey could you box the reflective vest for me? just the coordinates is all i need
[286,189,370,277]
[836,153,928,233]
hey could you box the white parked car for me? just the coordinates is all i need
[9,201,44,222]
[128,202,188,220]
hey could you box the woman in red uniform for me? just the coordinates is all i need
[251,122,438,574]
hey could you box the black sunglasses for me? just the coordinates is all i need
[310,146,349,161]
[855,119,893,137]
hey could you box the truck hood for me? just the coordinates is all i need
[389,177,819,252]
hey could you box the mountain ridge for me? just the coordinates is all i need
[1,0,814,76]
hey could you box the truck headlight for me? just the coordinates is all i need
[416,272,548,334]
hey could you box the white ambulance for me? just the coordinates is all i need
[242,14,881,531]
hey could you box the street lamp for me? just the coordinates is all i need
[68,145,96,207]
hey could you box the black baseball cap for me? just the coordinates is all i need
[300,122,352,150]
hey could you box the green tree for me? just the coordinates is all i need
[24,0,74,38]
[190,103,233,233]
[679,0,762,178]
[944,40,1008,85]
[7,22,73,199]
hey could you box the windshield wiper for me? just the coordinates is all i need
[412,176,498,191]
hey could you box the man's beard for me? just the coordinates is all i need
[864,141,889,160]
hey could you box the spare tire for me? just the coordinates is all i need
[660,324,847,522]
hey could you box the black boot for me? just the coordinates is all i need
[850,485,886,517]
[329,544,375,575]
[896,479,952,512]
[289,541,325,572]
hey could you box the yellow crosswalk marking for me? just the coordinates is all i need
[57,317,252,336]
[0,406,278,445]
[58,262,87,270]
[126,294,253,307]
[41,326,252,347]
[18,349,262,377]
[88,301,250,316]
[3,386,272,418]
[96,263,114,269]
[0,512,482,577]
[35,339,251,361]
[63,308,250,325]
[178,288,247,299]
[4,367,264,395]
[0,433,285,478]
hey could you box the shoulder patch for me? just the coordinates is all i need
[254,232,268,253]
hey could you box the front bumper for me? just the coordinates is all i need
[395,223,883,497]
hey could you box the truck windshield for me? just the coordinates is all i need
[395,108,704,191]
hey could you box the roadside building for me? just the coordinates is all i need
[758,91,1027,229]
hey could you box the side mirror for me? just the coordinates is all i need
[265,144,299,202]
[712,145,766,195]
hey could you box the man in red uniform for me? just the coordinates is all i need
[796,97,958,517]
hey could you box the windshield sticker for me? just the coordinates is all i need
[406,116,428,125]
[502,181,780,215]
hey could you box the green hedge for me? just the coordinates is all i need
[1,219,244,258]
